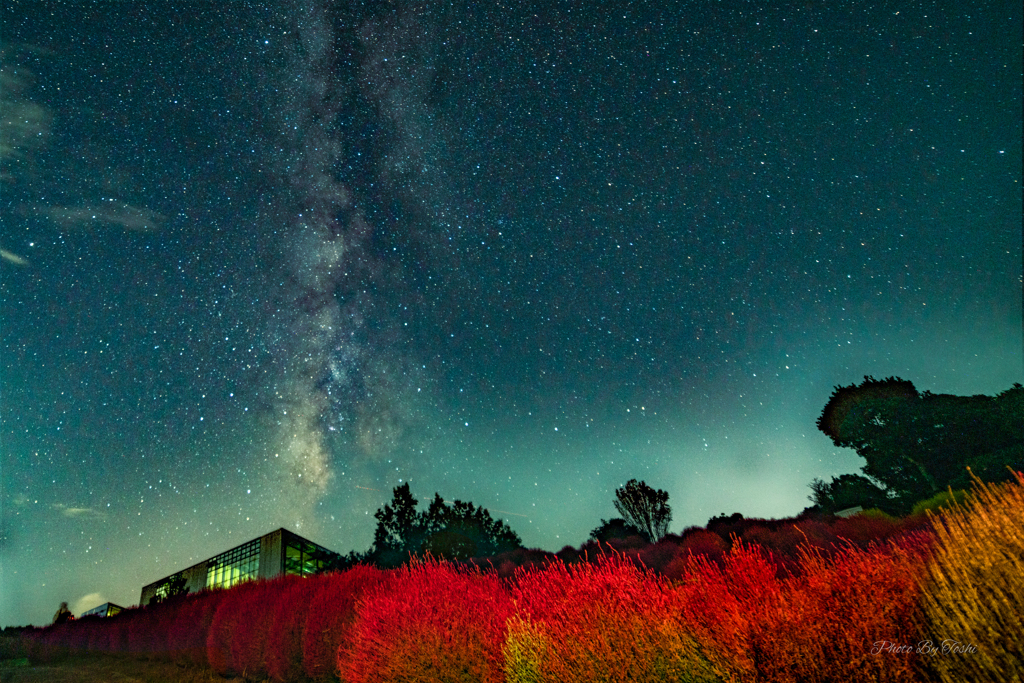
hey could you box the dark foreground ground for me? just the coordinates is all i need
[0,653,228,683]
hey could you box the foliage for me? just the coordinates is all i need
[127,603,172,656]
[0,627,30,661]
[809,473,902,515]
[421,494,524,560]
[919,470,1024,683]
[910,488,969,517]
[367,483,523,567]
[816,377,1023,506]
[39,483,1024,683]
[148,573,189,607]
[502,616,549,683]
[675,539,930,683]
[228,576,302,680]
[205,580,263,675]
[369,482,421,567]
[341,558,513,683]
[302,565,387,682]
[662,531,729,580]
[265,573,324,682]
[506,557,730,682]
[613,478,672,542]
[587,517,646,543]
[166,590,224,666]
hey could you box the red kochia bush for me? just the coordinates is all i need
[206,580,265,675]
[229,576,304,679]
[506,557,731,682]
[101,608,137,654]
[340,558,513,683]
[166,589,225,665]
[302,565,388,682]
[25,623,67,662]
[127,603,175,656]
[674,539,931,683]
[266,573,329,682]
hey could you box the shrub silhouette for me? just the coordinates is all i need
[471,547,555,578]
[342,558,512,683]
[662,530,728,581]
[127,604,171,656]
[920,471,1024,682]
[910,488,969,517]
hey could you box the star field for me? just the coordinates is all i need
[1,0,1020,626]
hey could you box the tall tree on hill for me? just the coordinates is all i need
[613,479,672,542]
[370,483,421,568]
[816,377,1023,508]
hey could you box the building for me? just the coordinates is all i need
[79,602,124,618]
[140,528,342,606]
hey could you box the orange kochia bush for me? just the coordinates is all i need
[674,537,931,683]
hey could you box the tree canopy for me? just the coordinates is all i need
[588,517,646,543]
[808,473,898,515]
[815,377,1023,511]
[612,479,672,542]
[367,483,523,567]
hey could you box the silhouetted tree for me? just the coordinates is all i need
[370,483,421,567]
[420,495,523,560]
[367,484,523,567]
[808,473,901,515]
[613,479,672,542]
[817,377,1023,505]
[53,602,73,624]
[588,517,645,543]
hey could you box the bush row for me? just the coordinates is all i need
[22,475,1021,682]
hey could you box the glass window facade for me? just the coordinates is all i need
[283,532,337,577]
[80,602,123,618]
[150,571,188,602]
[206,538,261,590]
[140,528,343,606]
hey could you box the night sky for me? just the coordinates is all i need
[1,0,1020,627]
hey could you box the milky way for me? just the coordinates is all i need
[261,1,450,527]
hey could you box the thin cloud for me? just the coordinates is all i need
[43,202,165,232]
[1,248,28,266]
[51,503,106,520]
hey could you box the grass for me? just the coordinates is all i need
[920,471,1024,683]
[0,652,225,683]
